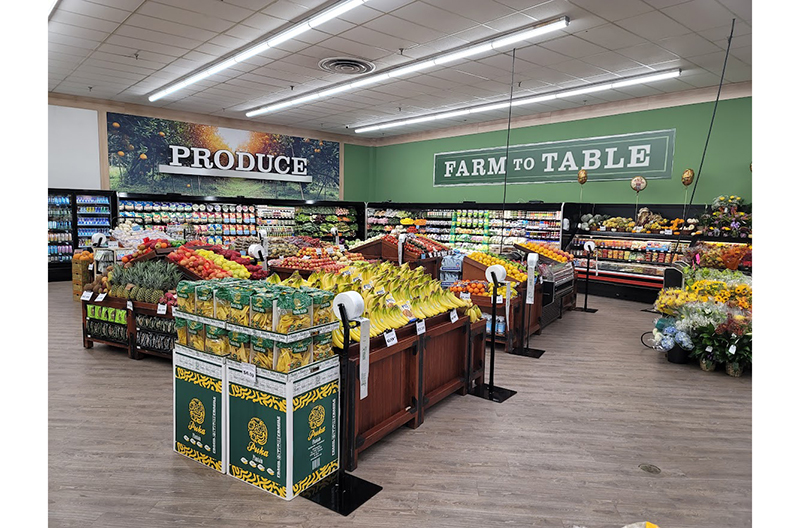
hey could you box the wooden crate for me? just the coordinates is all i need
[469,282,543,349]
[348,238,382,260]
[339,310,483,470]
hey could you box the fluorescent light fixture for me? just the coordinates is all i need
[148,0,370,102]
[353,69,680,134]
[244,16,569,117]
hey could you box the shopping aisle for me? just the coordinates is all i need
[49,281,751,528]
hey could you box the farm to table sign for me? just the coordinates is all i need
[433,130,676,186]
[107,112,340,200]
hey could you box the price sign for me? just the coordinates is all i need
[127,301,134,311]
[384,329,398,347]
[157,304,168,315]
[80,291,93,301]
[108,241,119,249]
[302,255,310,260]
[705,346,713,353]
[416,319,426,335]
[95,293,107,302]
[495,295,504,304]
[357,317,370,399]
[87,263,93,271]
[450,309,458,323]
[315,248,322,255]
[171,305,176,315]
[339,244,345,251]
[728,345,737,355]
[459,292,471,300]
[241,362,256,383]
[325,247,335,254]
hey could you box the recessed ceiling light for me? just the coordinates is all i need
[244,16,569,118]
[353,69,681,134]
[147,0,370,102]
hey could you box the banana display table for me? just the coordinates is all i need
[337,310,486,470]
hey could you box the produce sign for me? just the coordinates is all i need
[433,129,675,186]
[107,112,340,200]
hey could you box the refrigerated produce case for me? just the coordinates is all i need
[49,188,118,282]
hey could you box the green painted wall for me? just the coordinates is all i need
[343,97,751,206]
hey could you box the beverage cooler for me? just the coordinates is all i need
[48,188,118,282]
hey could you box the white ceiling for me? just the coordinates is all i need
[49,0,752,137]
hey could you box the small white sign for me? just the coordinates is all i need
[241,363,256,383]
[495,295,504,304]
[315,248,322,255]
[108,241,119,249]
[705,346,713,353]
[728,345,737,355]
[127,300,134,310]
[358,317,370,399]
[339,244,345,251]
[416,319,426,335]
[325,247,335,254]
[450,309,458,323]
[80,291,93,301]
[157,303,168,315]
[459,292,471,300]
[384,329,398,347]
[95,292,107,302]
[87,263,93,271]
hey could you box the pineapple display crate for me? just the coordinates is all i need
[337,311,486,471]
[173,344,227,473]
[82,295,177,360]
[348,238,382,260]
[226,356,340,500]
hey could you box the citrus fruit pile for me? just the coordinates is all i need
[466,252,527,282]
[519,241,574,263]
[450,280,487,296]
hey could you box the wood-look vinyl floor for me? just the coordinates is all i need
[49,281,751,528]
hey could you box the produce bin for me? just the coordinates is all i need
[226,357,339,500]
[173,344,227,473]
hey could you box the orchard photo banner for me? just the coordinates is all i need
[106,112,340,200]
[433,129,676,186]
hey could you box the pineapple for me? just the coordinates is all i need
[129,285,141,301]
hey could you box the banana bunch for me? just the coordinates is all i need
[281,271,308,288]
[465,304,483,323]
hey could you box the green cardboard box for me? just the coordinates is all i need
[226,357,339,500]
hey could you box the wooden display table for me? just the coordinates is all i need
[338,312,486,470]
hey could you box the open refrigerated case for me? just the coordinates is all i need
[49,188,118,281]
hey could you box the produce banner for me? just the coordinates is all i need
[107,112,340,200]
[433,129,675,186]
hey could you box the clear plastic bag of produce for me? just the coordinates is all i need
[251,336,275,370]
[275,290,312,334]
[313,332,334,361]
[194,283,216,318]
[214,286,232,322]
[251,291,278,331]
[276,338,312,373]
[204,324,229,356]
[311,290,335,325]
[229,287,253,326]
[227,330,250,363]
[175,317,188,346]
[187,320,205,351]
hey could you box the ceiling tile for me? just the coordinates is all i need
[483,12,538,33]
[364,14,443,45]
[696,21,750,41]
[261,0,313,21]
[137,2,235,33]
[548,59,611,79]
[426,0,515,23]
[716,0,751,21]
[657,33,722,57]
[617,43,680,65]
[105,35,185,57]
[512,44,572,66]
[391,2,482,34]
[124,15,219,42]
[570,0,654,21]
[48,32,101,51]
[314,36,392,61]
[539,35,608,59]
[49,10,121,33]
[662,0,738,32]
[617,10,693,40]
[114,25,203,51]
[580,23,647,50]
[57,0,132,23]
[156,0,254,23]
[642,0,690,8]
[582,50,643,71]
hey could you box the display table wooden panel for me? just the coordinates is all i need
[339,310,485,470]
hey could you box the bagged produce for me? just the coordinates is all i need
[251,291,277,331]
[214,286,232,322]
[311,290,335,325]
[276,290,312,334]
[188,320,205,351]
[175,317,188,346]
[251,336,275,369]
[313,332,334,361]
[205,325,229,356]
[195,283,215,318]
[227,331,250,363]
[276,338,311,373]
[229,287,253,326]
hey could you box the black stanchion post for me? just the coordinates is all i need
[509,253,545,358]
[472,270,517,403]
[301,302,382,515]
[574,241,598,313]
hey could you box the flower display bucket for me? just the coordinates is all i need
[725,362,744,377]
[699,358,717,372]
[666,346,690,364]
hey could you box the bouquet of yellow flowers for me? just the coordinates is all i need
[654,288,699,315]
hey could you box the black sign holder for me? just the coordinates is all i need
[574,247,598,313]
[509,273,545,358]
[301,303,382,516]
[472,271,517,403]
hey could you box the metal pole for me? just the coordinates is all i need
[489,271,498,392]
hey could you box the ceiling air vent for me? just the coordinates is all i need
[318,57,376,75]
